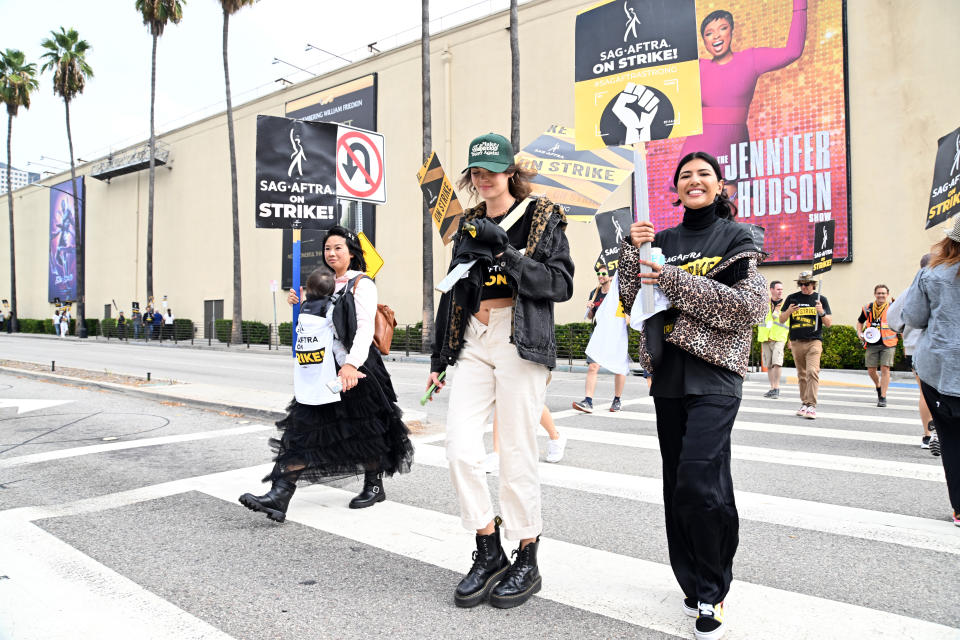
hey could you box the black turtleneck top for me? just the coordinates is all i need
[649,202,751,399]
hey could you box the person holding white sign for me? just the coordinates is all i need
[427,133,574,610]
[619,152,767,640]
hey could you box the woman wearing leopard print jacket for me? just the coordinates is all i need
[619,151,766,640]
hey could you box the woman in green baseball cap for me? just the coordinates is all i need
[427,132,574,610]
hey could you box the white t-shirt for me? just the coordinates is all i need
[293,304,341,406]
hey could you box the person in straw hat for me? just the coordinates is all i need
[779,270,832,419]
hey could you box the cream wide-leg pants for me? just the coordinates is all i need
[445,307,549,540]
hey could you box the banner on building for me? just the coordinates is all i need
[641,0,849,265]
[418,152,464,245]
[594,207,633,276]
[48,177,83,303]
[812,219,834,275]
[574,0,702,151]
[255,115,338,230]
[516,125,633,221]
[282,75,379,280]
[927,126,960,229]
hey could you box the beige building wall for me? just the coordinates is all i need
[2,0,958,333]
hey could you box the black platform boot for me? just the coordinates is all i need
[349,470,385,509]
[489,535,542,609]
[454,516,509,608]
[238,477,297,523]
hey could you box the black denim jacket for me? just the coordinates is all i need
[430,197,574,373]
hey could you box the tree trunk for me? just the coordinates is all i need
[510,0,520,152]
[147,31,157,303]
[223,9,243,344]
[420,0,435,352]
[65,98,86,338]
[6,113,17,332]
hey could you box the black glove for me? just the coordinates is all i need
[466,217,510,255]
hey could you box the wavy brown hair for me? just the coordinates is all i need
[928,236,960,272]
[457,163,537,202]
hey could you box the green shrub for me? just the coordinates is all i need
[101,318,117,337]
[17,318,46,334]
[41,319,56,334]
[279,322,292,346]
[215,319,269,344]
[173,318,194,340]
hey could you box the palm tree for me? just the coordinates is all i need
[40,27,93,337]
[136,0,184,305]
[219,0,255,344]
[509,0,520,152]
[420,0,435,350]
[0,49,39,333]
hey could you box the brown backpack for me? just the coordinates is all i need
[349,276,397,355]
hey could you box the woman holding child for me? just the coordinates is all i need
[239,226,413,522]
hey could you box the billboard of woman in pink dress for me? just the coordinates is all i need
[645,0,849,265]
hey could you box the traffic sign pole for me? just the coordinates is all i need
[291,221,301,358]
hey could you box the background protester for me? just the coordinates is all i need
[619,151,767,640]
[153,309,163,340]
[59,309,70,337]
[52,308,61,336]
[164,309,175,339]
[780,271,832,419]
[132,308,142,339]
[142,307,153,340]
[899,216,960,527]
[856,285,898,407]
[573,266,627,413]
[117,311,126,340]
[888,254,938,452]
[757,280,788,398]
[428,132,573,610]
[240,227,414,522]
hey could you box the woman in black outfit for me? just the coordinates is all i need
[619,152,767,640]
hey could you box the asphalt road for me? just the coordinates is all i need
[1,336,958,639]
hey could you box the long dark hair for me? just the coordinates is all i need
[323,225,366,272]
[672,151,738,219]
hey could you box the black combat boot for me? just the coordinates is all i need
[489,535,542,609]
[455,516,509,608]
[238,477,297,523]
[349,470,385,509]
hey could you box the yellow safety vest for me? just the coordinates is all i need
[862,302,898,348]
[757,300,789,342]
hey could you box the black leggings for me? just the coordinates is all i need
[654,394,740,605]
[920,381,960,512]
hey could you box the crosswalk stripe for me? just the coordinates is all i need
[743,381,918,399]
[196,471,958,640]
[412,445,960,555]
[0,516,233,640]
[556,410,921,445]
[7,464,957,639]
[546,426,943,482]
[741,396,917,411]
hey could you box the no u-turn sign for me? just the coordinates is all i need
[336,125,386,204]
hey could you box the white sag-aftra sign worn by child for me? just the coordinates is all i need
[293,309,340,405]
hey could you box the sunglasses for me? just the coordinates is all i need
[596,272,609,277]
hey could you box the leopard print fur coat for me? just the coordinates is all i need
[618,241,767,376]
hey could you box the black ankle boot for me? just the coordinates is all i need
[349,470,385,509]
[489,535,542,609]
[455,516,509,608]
[239,477,297,523]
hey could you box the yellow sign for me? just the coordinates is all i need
[574,0,702,150]
[357,231,384,279]
[417,151,464,245]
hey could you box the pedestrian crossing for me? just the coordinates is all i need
[2,377,958,639]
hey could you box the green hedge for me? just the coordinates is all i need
[214,319,269,344]
[279,321,293,346]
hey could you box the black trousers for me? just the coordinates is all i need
[654,394,740,605]
[920,381,960,512]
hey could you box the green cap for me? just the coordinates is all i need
[464,133,514,173]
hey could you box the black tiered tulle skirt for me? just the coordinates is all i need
[266,346,415,484]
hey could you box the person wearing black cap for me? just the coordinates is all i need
[427,132,574,609]
[780,270,832,419]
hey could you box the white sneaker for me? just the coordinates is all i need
[545,434,567,463]
[482,452,499,474]
[795,404,808,417]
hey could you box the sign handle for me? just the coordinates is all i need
[632,144,655,315]
[291,221,302,358]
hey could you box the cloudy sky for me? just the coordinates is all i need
[0,0,517,173]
